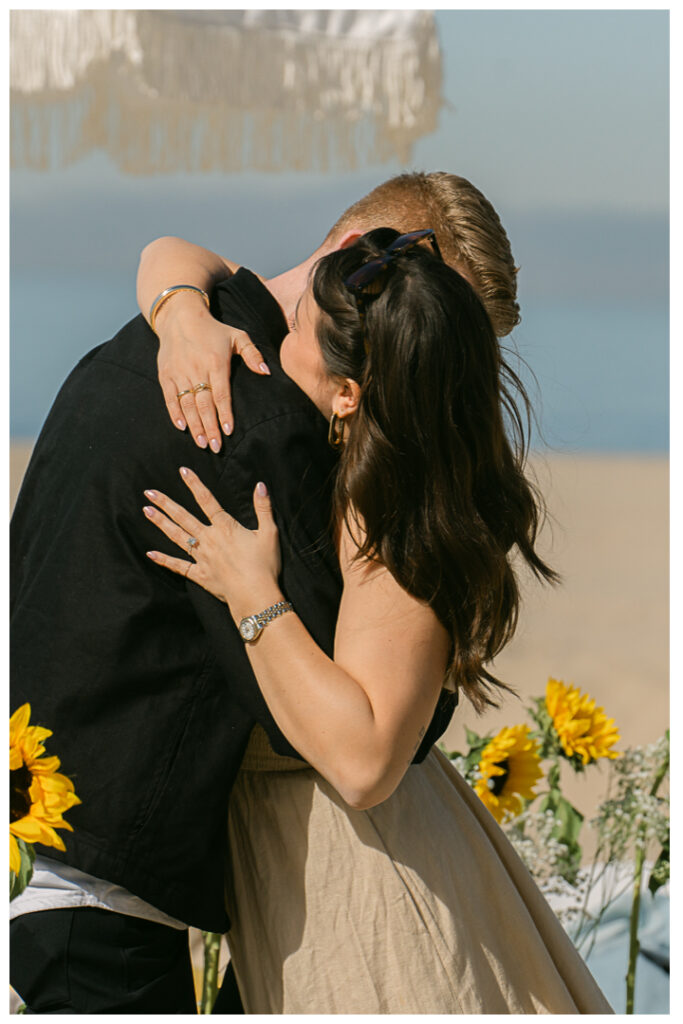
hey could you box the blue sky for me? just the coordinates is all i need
[426,10,668,214]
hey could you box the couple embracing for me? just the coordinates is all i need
[10,171,612,1014]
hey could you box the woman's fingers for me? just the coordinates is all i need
[158,326,269,451]
[193,385,222,453]
[232,329,270,378]
[179,467,229,523]
[161,376,187,432]
[146,549,195,579]
[179,388,208,449]
[253,481,275,533]
[210,361,233,438]
[143,503,198,555]
[143,488,205,538]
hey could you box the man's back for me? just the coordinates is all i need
[10,270,342,929]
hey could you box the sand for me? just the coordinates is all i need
[439,452,669,857]
[10,443,669,859]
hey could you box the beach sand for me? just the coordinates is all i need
[10,444,669,860]
[440,452,669,858]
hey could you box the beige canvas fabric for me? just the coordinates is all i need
[225,725,613,1014]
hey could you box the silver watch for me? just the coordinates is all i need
[238,600,294,643]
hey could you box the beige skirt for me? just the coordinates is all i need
[225,725,613,1014]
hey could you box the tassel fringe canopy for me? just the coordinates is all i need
[10,10,443,174]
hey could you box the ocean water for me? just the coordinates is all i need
[10,269,668,454]
[511,301,668,453]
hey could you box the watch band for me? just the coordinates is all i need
[239,600,294,643]
[254,601,294,628]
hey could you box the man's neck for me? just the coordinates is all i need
[262,243,334,321]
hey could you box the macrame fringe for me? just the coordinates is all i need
[10,10,442,174]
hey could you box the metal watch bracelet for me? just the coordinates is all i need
[238,600,294,643]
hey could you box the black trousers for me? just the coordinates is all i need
[10,908,243,1014]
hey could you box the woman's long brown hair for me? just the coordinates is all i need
[313,229,558,712]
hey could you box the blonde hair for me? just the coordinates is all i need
[325,172,520,337]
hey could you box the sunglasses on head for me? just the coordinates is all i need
[344,229,443,295]
[344,230,443,353]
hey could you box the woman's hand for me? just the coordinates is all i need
[143,467,282,619]
[155,297,270,451]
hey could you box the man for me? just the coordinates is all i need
[10,172,520,1013]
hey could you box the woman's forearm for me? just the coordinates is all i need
[234,592,403,810]
[143,473,445,807]
[136,236,239,330]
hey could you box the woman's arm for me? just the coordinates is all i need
[143,470,449,809]
[242,527,449,807]
[137,237,270,449]
[137,235,240,322]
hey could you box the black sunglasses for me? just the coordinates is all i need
[344,229,443,295]
[344,230,443,353]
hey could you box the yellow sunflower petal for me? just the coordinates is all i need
[9,703,31,734]
[10,707,80,856]
[545,677,620,764]
[11,815,54,845]
[474,724,542,823]
[28,755,62,776]
[10,835,21,876]
[42,830,67,853]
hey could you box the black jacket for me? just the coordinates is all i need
[10,269,456,931]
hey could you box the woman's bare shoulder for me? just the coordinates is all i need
[337,516,444,636]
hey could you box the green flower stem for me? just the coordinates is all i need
[625,751,669,1014]
[626,845,644,1014]
[547,758,561,791]
[200,931,222,1014]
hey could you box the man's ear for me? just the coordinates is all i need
[335,229,363,250]
[333,378,361,419]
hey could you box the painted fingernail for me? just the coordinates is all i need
[197,434,207,448]
[256,481,268,496]
[180,467,189,477]
[176,419,186,430]
[259,362,271,375]
[210,438,221,453]
[146,551,158,560]
[144,489,157,500]
[143,506,156,517]
[223,422,232,436]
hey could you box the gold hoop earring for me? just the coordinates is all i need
[328,413,346,449]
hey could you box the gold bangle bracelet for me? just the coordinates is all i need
[149,285,210,334]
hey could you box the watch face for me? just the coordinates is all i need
[239,617,259,642]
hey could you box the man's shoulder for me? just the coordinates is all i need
[85,268,287,399]
[84,267,282,384]
[213,268,286,343]
[88,313,159,381]
[39,267,323,471]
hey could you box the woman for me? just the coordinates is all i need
[140,229,612,1012]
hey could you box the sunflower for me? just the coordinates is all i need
[10,704,81,876]
[474,724,543,823]
[545,678,620,767]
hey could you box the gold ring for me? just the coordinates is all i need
[187,536,199,552]
[176,389,193,400]
[192,382,212,394]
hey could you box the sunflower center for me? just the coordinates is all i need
[488,758,510,796]
[10,764,33,822]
